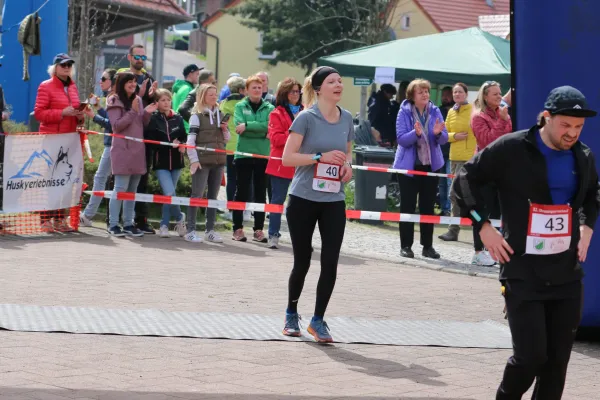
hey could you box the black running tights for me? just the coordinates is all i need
[286,195,346,318]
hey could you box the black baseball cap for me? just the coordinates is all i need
[183,64,201,77]
[53,53,74,65]
[544,86,597,118]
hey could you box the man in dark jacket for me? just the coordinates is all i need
[178,69,217,122]
[367,83,397,146]
[453,86,600,400]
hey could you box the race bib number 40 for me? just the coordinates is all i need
[525,203,572,255]
[313,163,341,193]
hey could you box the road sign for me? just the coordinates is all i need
[354,77,373,86]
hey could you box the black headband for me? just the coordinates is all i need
[311,67,339,91]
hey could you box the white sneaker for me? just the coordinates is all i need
[79,214,93,227]
[268,236,279,249]
[158,225,170,238]
[205,230,223,243]
[243,210,251,222]
[175,213,187,237]
[184,231,203,243]
[472,251,496,266]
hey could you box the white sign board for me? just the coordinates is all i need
[374,67,395,84]
[2,133,84,213]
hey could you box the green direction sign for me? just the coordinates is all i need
[354,77,373,86]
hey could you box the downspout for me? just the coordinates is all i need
[202,28,219,81]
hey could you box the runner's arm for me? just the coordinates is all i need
[453,140,504,228]
[580,152,600,230]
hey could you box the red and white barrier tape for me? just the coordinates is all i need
[78,130,455,179]
[84,191,500,227]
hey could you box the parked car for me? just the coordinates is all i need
[165,21,199,50]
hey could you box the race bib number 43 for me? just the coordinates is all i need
[313,163,341,193]
[525,203,572,255]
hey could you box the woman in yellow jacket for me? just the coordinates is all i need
[439,83,476,242]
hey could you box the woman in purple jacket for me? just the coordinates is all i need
[394,79,448,259]
[106,72,157,237]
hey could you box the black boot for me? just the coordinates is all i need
[438,229,459,241]
[400,247,414,258]
[422,247,440,259]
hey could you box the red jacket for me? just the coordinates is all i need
[266,105,296,179]
[34,75,81,133]
[471,106,512,152]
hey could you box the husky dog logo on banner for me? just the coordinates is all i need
[2,133,83,213]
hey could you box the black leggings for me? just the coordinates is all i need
[286,195,346,318]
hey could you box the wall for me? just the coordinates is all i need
[1,0,69,123]
[205,13,362,114]
[389,0,439,40]
[512,0,600,327]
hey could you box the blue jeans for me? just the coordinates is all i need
[83,146,111,219]
[438,159,451,213]
[268,176,292,238]
[109,174,142,228]
[155,169,183,227]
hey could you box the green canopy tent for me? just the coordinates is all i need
[317,27,511,88]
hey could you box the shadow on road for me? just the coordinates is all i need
[307,342,446,386]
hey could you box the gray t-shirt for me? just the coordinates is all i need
[288,105,355,202]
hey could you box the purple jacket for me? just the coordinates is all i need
[107,95,148,176]
[393,100,448,173]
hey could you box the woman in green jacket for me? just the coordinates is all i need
[232,75,275,242]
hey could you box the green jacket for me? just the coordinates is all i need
[219,93,244,152]
[172,80,195,131]
[233,97,274,159]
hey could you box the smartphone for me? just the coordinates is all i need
[222,114,231,123]
[77,100,89,112]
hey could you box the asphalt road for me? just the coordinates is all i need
[142,38,206,81]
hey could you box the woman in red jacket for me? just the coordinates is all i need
[469,81,513,266]
[33,53,84,232]
[265,77,303,249]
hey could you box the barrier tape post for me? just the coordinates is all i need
[84,191,501,228]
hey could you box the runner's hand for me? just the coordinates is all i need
[578,225,593,262]
[340,163,353,183]
[320,150,346,165]
[479,222,513,263]
[190,162,201,174]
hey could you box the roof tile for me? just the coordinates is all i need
[415,0,510,32]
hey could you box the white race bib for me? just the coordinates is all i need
[525,203,572,255]
[312,162,341,193]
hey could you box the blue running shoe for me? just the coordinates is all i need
[283,313,302,337]
[308,318,333,343]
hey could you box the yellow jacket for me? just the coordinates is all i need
[447,103,476,162]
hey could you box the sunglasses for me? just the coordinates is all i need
[132,55,147,61]
[101,76,109,82]
[59,63,74,68]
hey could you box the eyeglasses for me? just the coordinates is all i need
[132,55,147,61]
[289,90,300,95]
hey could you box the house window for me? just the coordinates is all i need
[258,32,276,60]
[401,14,411,30]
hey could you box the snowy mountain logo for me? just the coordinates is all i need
[10,150,54,179]
[573,104,582,109]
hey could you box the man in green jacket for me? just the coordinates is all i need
[172,64,200,112]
